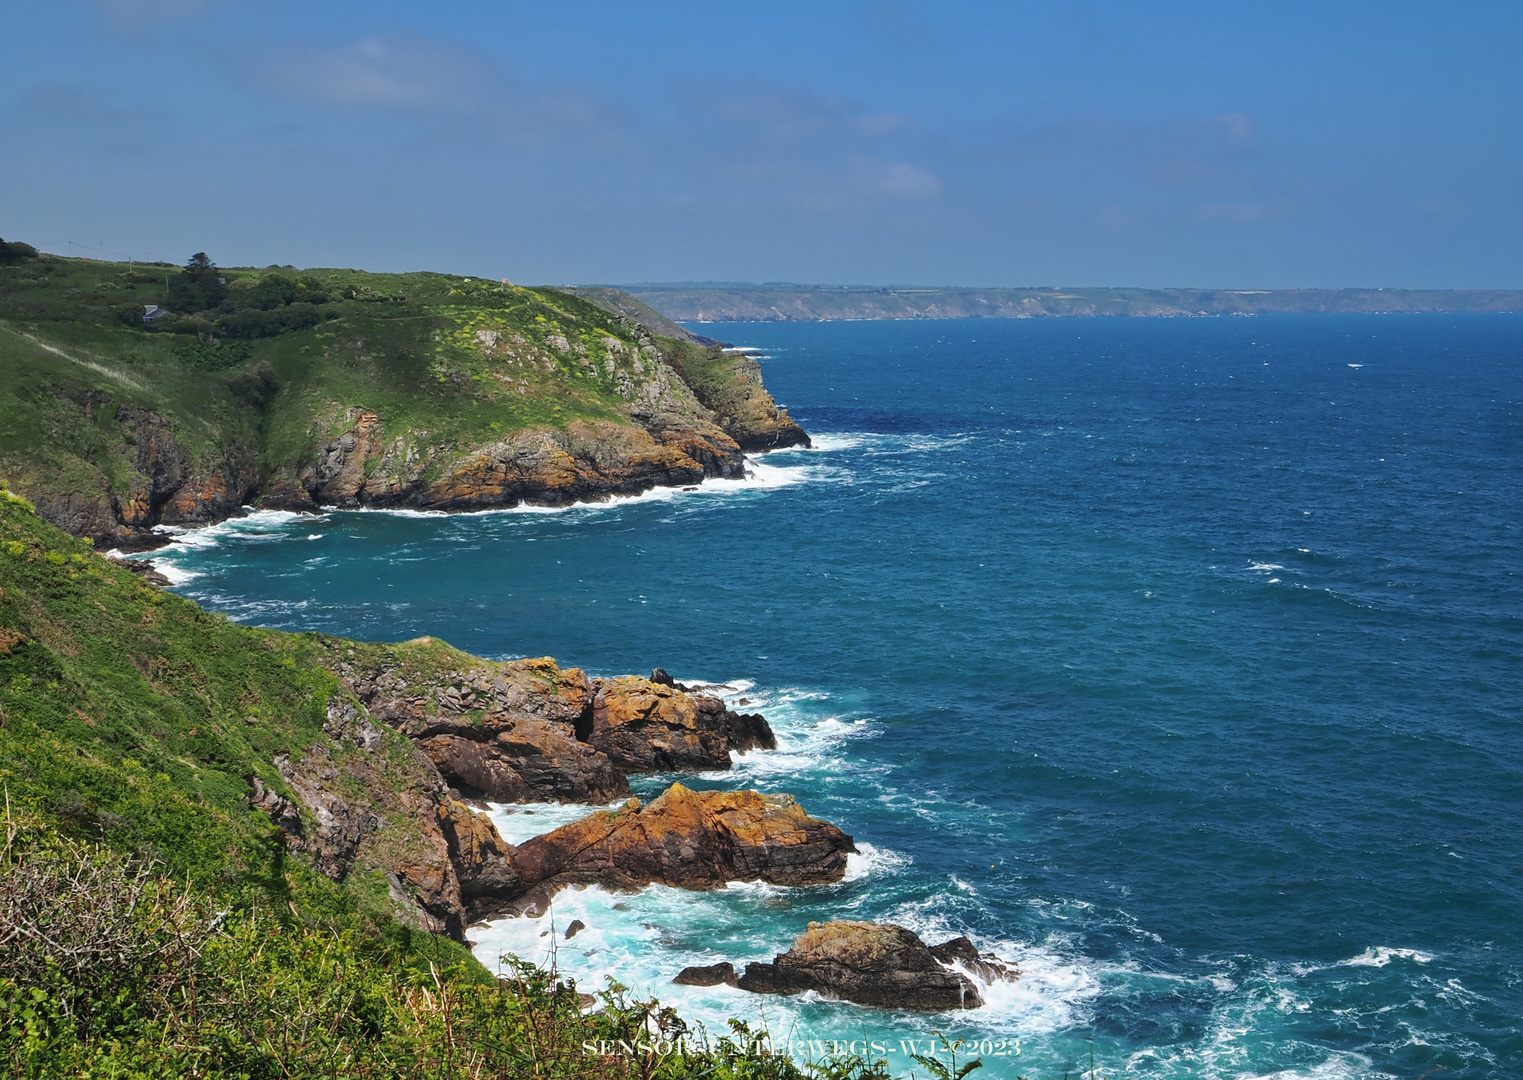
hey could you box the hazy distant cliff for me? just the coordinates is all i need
[617,283,1523,322]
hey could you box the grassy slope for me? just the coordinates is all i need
[0,487,476,962]
[0,255,689,517]
[0,491,905,1079]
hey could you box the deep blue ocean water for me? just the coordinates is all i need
[149,315,1523,1079]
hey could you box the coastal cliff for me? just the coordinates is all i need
[0,249,807,550]
[620,282,1523,322]
[0,490,822,943]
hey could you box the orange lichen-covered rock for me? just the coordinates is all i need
[504,783,854,914]
[589,676,775,773]
[437,797,521,919]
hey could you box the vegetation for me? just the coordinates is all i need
[0,243,721,540]
[1,803,901,1079]
[0,491,905,1077]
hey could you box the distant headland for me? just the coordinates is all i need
[600,283,1523,323]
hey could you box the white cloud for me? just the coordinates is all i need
[256,34,494,112]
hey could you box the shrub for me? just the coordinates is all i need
[0,805,889,1079]
[229,361,281,410]
[0,238,40,264]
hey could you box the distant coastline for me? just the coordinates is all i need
[604,284,1523,323]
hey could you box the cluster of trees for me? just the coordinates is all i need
[130,253,337,340]
[0,237,40,264]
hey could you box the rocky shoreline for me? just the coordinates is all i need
[243,637,1018,1012]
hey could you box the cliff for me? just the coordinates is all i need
[0,491,806,943]
[0,249,807,551]
[619,283,1523,322]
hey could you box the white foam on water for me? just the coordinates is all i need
[841,842,912,882]
[484,800,621,846]
[153,562,202,585]
[1338,946,1434,968]
[1246,562,1285,572]
[128,508,322,580]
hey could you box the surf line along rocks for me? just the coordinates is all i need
[680,920,1020,1011]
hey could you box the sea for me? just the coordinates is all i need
[144,315,1523,1079]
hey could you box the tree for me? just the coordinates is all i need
[167,251,228,313]
[0,238,39,264]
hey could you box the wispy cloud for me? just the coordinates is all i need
[254,34,497,112]
[248,33,631,153]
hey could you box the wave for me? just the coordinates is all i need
[1338,946,1434,968]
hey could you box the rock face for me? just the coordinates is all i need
[418,722,628,804]
[12,392,259,551]
[505,783,855,914]
[737,921,1007,1011]
[268,415,745,515]
[325,643,776,804]
[588,676,775,773]
[437,796,521,922]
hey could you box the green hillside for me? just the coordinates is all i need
[0,245,805,550]
[0,484,891,1078]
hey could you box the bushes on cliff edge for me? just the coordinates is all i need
[0,805,889,1080]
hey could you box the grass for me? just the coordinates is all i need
[0,252,742,530]
[0,485,904,1078]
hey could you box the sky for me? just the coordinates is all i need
[2,1,1520,289]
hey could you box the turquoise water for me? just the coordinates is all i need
[149,315,1523,1079]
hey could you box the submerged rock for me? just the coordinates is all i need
[736,921,1010,1011]
[502,783,855,915]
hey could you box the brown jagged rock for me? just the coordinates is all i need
[339,648,627,803]
[419,720,629,804]
[506,783,854,914]
[589,676,775,773]
[673,962,738,987]
[437,797,521,919]
[736,921,989,1011]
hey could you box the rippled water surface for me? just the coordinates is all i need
[150,315,1523,1079]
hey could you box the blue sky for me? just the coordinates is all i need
[3,1,1520,288]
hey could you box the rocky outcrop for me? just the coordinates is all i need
[437,796,521,921]
[588,676,775,773]
[673,961,739,987]
[243,694,489,939]
[417,721,629,804]
[663,347,811,452]
[265,407,746,515]
[324,645,776,803]
[736,921,1009,1011]
[927,936,1020,985]
[503,783,855,915]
